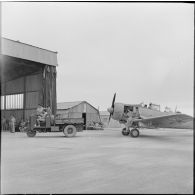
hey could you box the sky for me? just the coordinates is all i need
[2,2,194,116]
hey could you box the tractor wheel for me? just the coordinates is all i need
[130,129,140,138]
[27,130,36,137]
[122,128,130,136]
[63,125,77,137]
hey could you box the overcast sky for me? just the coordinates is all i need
[2,2,194,116]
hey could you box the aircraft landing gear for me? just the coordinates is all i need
[130,128,140,138]
[122,128,130,136]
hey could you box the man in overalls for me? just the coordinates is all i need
[36,104,45,126]
[10,115,16,133]
[125,106,141,130]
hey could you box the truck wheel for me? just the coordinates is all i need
[63,125,77,137]
[27,130,36,137]
[122,128,130,136]
[130,129,139,138]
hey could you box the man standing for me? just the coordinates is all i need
[1,116,6,131]
[125,107,141,130]
[36,104,44,116]
[10,115,16,133]
[125,108,133,130]
[36,104,48,126]
[135,107,141,119]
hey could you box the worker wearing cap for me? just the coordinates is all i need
[36,104,46,126]
[36,104,44,116]
[10,115,16,133]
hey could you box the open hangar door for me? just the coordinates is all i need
[1,38,58,131]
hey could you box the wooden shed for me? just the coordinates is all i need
[1,38,58,129]
[57,101,101,129]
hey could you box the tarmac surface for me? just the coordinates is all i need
[1,128,193,194]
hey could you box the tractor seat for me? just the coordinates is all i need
[38,114,55,127]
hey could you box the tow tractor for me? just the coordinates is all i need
[20,114,84,137]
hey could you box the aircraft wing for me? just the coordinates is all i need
[134,113,193,129]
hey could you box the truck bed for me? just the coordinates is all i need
[55,117,84,125]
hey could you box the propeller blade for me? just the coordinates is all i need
[108,114,111,124]
[111,93,116,108]
[107,93,116,126]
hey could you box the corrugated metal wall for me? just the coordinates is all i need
[1,71,43,123]
[26,74,42,91]
[68,112,82,118]
[5,77,24,94]
[70,103,84,118]
[25,73,43,111]
[1,66,57,125]
[1,77,25,122]
[26,92,39,109]
[57,110,69,118]
[86,104,100,125]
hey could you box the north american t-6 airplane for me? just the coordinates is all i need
[107,93,193,138]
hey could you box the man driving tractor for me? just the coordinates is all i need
[36,104,52,126]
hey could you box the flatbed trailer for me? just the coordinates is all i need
[21,114,84,137]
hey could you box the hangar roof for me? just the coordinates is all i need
[1,37,58,66]
[57,101,83,110]
[57,101,99,112]
[1,37,58,82]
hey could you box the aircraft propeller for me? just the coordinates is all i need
[107,93,116,124]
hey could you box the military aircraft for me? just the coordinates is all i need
[107,93,193,138]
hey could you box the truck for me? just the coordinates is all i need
[20,114,84,137]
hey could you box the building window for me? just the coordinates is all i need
[1,96,4,110]
[6,94,24,109]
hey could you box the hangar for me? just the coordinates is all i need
[1,38,58,129]
[57,101,101,129]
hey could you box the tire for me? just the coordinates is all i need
[130,129,139,138]
[63,125,77,137]
[122,128,130,136]
[27,130,36,137]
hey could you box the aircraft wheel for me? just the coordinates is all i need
[27,130,36,137]
[63,125,77,137]
[122,128,130,136]
[130,129,139,138]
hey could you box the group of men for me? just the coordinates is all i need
[1,115,16,133]
[1,104,52,132]
[123,106,141,129]
[36,104,52,126]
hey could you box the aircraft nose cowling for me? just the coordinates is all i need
[107,107,113,114]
